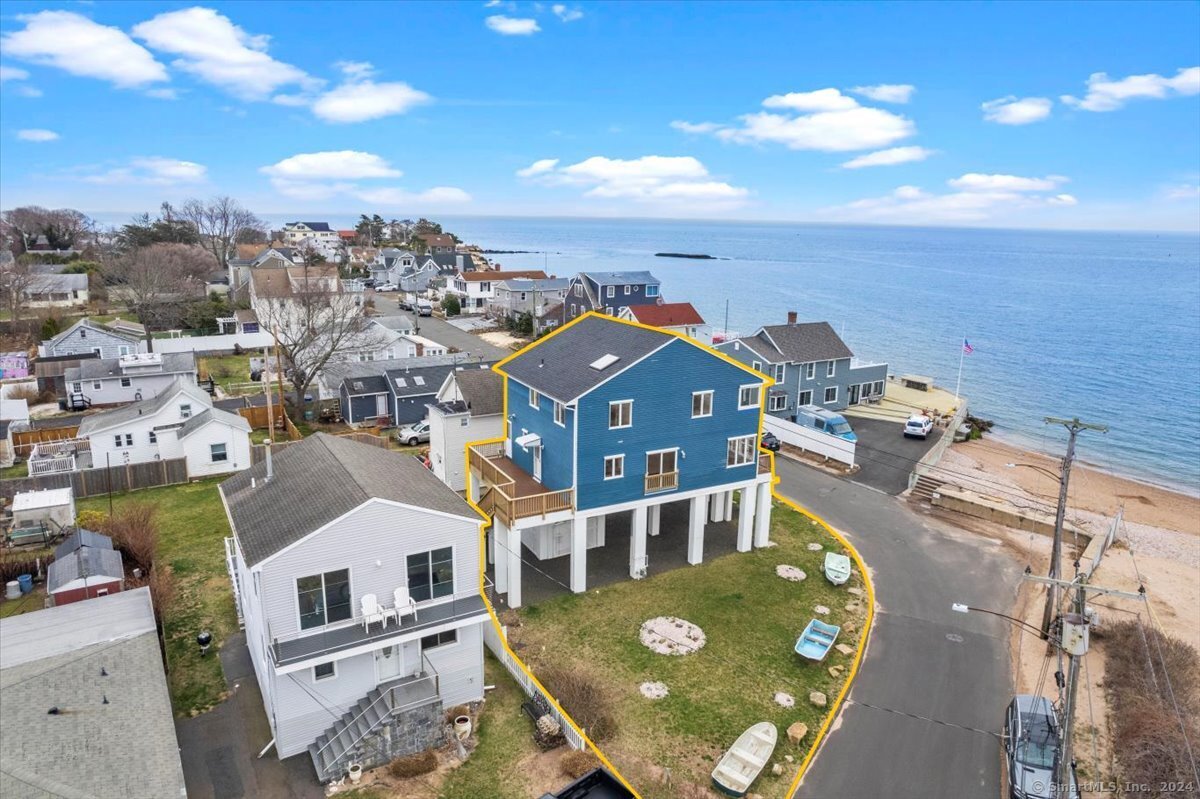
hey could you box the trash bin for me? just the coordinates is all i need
[5,581,20,600]
[304,410,315,421]
[17,574,33,594]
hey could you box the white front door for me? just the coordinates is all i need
[375,644,403,682]
[532,444,542,482]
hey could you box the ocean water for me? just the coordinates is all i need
[433,216,1200,495]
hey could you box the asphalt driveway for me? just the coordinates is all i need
[774,458,1018,799]
[847,415,943,495]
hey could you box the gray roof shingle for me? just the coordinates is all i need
[753,322,854,363]
[76,379,209,436]
[342,374,391,396]
[47,546,124,593]
[452,369,503,416]
[221,433,479,565]
[68,352,196,381]
[581,270,660,287]
[176,407,251,439]
[499,315,671,402]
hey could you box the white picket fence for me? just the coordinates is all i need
[482,621,585,750]
[152,331,275,354]
[763,415,856,467]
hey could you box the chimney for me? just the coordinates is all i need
[264,442,273,484]
[787,311,798,326]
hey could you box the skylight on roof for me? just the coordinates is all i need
[413,376,425,385]
[589,354,620,371]
[395,378,407,388]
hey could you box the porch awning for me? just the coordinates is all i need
[515,432,542,449]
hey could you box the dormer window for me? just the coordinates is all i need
[646,285,659,297]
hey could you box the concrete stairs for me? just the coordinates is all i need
[909,474,945,502]
[307,687,388,783]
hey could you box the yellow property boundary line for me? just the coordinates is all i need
[459,310,875,798]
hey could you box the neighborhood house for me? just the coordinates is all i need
[63,351,198,409]
[428,368,505,492]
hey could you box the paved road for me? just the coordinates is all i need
[848,415,943,495]
[376,307,509,362]
[773,458,1018,799]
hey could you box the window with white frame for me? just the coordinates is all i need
[604,454,624,479]
[872,380,884,396]
[93,380,102,391]
[313,661,336,681]
[769,394,788,412]
[824,386,838,403]
[752,360,762,372]
[624,285,631,295]
[297,569,352,630]
[738,384,761,409]
[727,435,756,467]
[72,382,82,393]
[646,284,659,297]
[211,443,228,462]
[573,284,582,297]
[606,285,615,298]
[148,431,157,444]
[113,433,132,447]
[529,387,539,409]
[553,400,566,426]
[609,400,632,428]
[120,377,132,388]
[805,362,816,380]
[407,547,454,602]
[827,360,836,378]
[421,629,457,650]
[691,390,713,418]
[180,403,192,419]
[773,363,785,382]
[798,389,813,406]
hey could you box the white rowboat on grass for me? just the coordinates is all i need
[823,552,851,586]
[711,721,777,797]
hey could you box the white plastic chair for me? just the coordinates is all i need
[360,593,386,632]
[393,586,418,626]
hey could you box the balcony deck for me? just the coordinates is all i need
[271,593,487,668]
[468,443,574,526]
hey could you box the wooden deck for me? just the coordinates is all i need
[469,444,574,525]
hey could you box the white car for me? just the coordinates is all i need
[903,414,934,439]
[375,283,398,293]
[395,420,430,446]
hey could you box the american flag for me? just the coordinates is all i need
[962,339,974,355]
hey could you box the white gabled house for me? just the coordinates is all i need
[220,434,489,783]
[76,379,251,477]
[62,352,197,409]
[428,368,504,492]
[40,318,145,360]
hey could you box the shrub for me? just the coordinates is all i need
[441,294,461,317]
[559,749,600,780]
[5,384,40,403]
[537,666,618,742]
[98,502,160,574]
[444,704,470,722]
[148,564,176,623]
[387,749,438,779]
[76,509,108,531]
[39,316,62,340]
[0,550,47,583]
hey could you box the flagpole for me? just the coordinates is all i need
[954,334,965,404]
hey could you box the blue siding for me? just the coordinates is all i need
[346,392,386,423]
[574,338,763,510]
[718,341,889,416]
[506,378,575,491]
[393,393,436,425]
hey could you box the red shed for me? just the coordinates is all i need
[47,530,125,606]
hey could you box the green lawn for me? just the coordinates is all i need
[0,462,27,479]
[198,353,252,391]
[511,501,869,799]
[77,478,238,716]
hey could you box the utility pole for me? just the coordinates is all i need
[1040,417,1108,638]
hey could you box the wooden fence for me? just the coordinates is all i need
[0,457,188,501]
[248,432,389,464]
[12,426,81,457]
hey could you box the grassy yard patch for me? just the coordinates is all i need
[510,501,868,799]
[198,354,252,391]
[77,477,237,717]
[0,462,27,479]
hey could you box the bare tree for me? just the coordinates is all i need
[103,244,212,350]
[2,206,96,254]
[0,261,41,320]
[252,264,386,410]
[180,196,264,272]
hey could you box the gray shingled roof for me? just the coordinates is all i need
[222,433,479,565]
[176,407,251,439]
[342,374,391,396]
[47,546,124,593]
[386,361,494,398]
[754,322,854,363]
[54,528,113,560]
[499,315,671,402]
[453,368,503,416]
[77,379,209,436]
[68,352,196,380]
[581,270,660,287]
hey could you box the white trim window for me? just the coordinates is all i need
[769,394,787,412]
[827,360,836,378]
[609,400,632,429]
[92,380,102,391]
[421,629,457,650]
[313,661,336,682]
[824,386,839,404]
[120,377,132,388]
[604,454,625,480]
[624,285,631,295]
[752,360,762,372]
[806,362,816,380]
[773,364,785,383]
[529,387,539,409]
[738,384,761,410]
[113,433,133,447]
[606,285,615,298]
[573,283,582,297]
[727,435,756,467]
[691,390,713,418]
[148,431,157,444]
[407,547,454,602]
[798,389,813,406]
[297,569,352,630]
[553,400,566,426]
[210,443,228,463]
[180,403,192,419]
[646,284,659,297]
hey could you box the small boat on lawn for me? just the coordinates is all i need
[711,722,777,797]
[795,618,841,661]
[823,552,851,586]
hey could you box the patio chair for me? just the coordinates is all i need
[393,586,418,625]
[360,593,386,633]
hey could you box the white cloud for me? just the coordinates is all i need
[2,10,168,89]
[17,128,59,142]
[132,7,315,100]
[356,186,472,205]
[849,84,915,104]
[518,154,748,207]
[311,77,431,123]
[516,158,560,177]
[840,146,934,169]
[335,61,375,80]
[261,151,403,181]
[485,15,541,35]
[689,88,916,152]
[670,120,721,134]
[1164,184,1200,200]
[947,173,1067,192]
[144,87,178,100]
[982,96,1052,125]
[552,4,584,22]
[82,156,207,185]
[824,172,1077,223]
[0,65,31,82]
[15,86,43,98]
[1061,67,1200,112]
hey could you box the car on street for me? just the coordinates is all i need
[396,420,431,446]
[375,283,398,292]
[761,431,781,452]
[1003,695,1077,799]
[415,300,434,316]
[903,414,934,439]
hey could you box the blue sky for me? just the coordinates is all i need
[1,1,1198,230]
